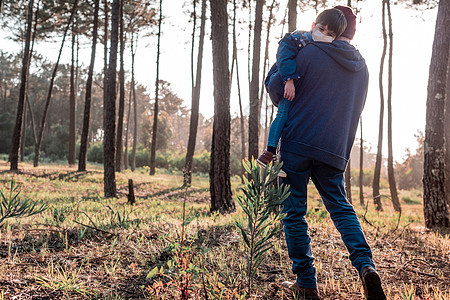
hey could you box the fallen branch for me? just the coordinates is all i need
[74,220,116,237]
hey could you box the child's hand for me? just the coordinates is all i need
[284,79,295,101]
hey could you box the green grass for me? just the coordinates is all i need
[0,159,448,299]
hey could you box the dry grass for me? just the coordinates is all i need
[0,160,448,299]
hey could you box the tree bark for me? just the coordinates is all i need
[209,0,234,213]
[184,0,206,186]
[131,34,138,172]
[288,0,296,32]
[150,0,163,175]
[423,0,449,228]
[248,0,264,161]
[103,0,108,131]
[258,0,275,123]
[10,0,34,171]
[124,56,132,170]
[445,42,450,219]
[115,0,125,172]
[386,0,401,212]
[373,0,386,212]
[68,26,76,166]
[78,0,99,172]
[33,0,78,167]
[359,118,364,207]
[104,0,120,198]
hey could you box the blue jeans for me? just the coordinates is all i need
[267,98,291,148]
[279,151,375,288]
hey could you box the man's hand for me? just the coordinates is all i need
[284,79,295,101]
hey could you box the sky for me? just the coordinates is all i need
[0,0,439,162]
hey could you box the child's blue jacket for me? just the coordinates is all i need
[265,31,313,106]
[266,40,369,171]
[276,31,313,83]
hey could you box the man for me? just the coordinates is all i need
[266,6,386,300]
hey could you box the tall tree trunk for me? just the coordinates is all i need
[386,0,401,212]
[20,1,40,163]
[103,0,108,131]
[258,0,275,123]
[231,0,246,182]
[359,118,364,207]
[104,0,120,198]
[248,0,264,161]
[116,0,125,172]
[33,0,78,167]
[345,159,352,204]
[288,0,296,32]
[184,0,206,186]
[20,98,27,161]
[150,0,163,175]
[131,34,138,172]
[373,0,386,212]
[26,93,37,146]
[209,0,234,214]
[68,27,76,166]
[423,0,449,228]
[445,44,450,219]
[9,0,34,171]
[78,0,99,172]
[124,57,132,170]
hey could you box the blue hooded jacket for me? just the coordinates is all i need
[266,40,369,171]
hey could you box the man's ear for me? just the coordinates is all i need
[311,22,315,30]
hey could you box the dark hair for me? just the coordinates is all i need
[315,8,347,37]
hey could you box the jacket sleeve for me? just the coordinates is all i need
[276,31,311,83]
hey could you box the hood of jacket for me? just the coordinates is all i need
[311,40,366,72]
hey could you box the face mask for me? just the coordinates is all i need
[311,27,334,43]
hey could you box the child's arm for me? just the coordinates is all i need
[276,31,312,100]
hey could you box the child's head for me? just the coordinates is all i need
[312,8,347,42]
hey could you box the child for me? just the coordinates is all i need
[257,8,348,177]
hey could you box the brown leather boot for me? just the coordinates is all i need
[256,150,287,177]
[361,266,386,300]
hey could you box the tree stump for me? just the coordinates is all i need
[127,179,135,205]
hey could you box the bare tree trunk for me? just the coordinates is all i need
[20,1,40,163]
[104,0,120,198]
[26,93,37,146]
[386,0,401,212]
[115,0,125,172]
[423,0,449,228]
[184,0,206,186]
[248,0,264,161]
[150,0,163,175]
[231,0,246,182]
[345,159,352,204]
[373,0,386,212]
[445,46,450,219]
[258,0,275,122]
[131,34,138,172]
[103,0,108,131]
[9,0,34,171]
[124,56,132,170]
[33,0,78,167]
[68,26,76,166]
[209,0,234,214]
[20,98,27,162]
[78,0,99,172]
[359,118,364,207]
[288,0,296,32]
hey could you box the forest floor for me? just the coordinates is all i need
[0,159,449,300]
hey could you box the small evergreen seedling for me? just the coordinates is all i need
[0,180,48,225]
[235,158,290,295]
